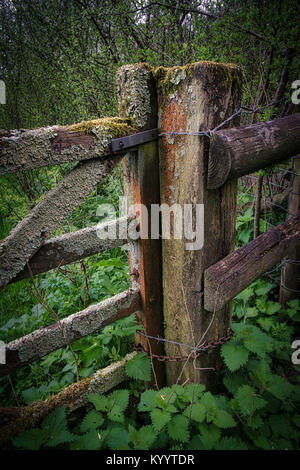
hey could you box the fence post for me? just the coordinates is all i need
[117,64,165,388]
[280,156,300,307]
[157,62,242,389]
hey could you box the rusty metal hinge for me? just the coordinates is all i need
[111,128,158,153]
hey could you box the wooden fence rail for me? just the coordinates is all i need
[0,288,140,377]
[204,213,300,312]
[207,113,300,189]
[9,216,128,283]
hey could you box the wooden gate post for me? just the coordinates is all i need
[157,62,242,389]
[117,64,165,388]
[280,156,300,307]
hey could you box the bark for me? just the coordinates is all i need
[207,114,300,189]
[205,214,300,312]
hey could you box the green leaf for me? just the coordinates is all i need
[109,389,130,412]
[183,403,206,423]
[236,385,267,417]
[266,375,293,400]
[22,387,42,404]
[41,408,75,447]
[70,430,105,450]
[268,415,294,438]
[221,341,249,372]
[130,425,157,450]
[213,409,236,428]
[214,437,248,450]
[198,423,221,450]
[106,427,131,450]
[108,404,125,423]
[167,415,189,442]
[13,429,45,450]
[80,410,104,432]
[266,302,281,315]
[182,383,205,402]
[257,317,274,332]
[88,393,108,411]
[200,392,217,423]
[125,353,151,381]
[138,389,158,412]
[150,408,172,431]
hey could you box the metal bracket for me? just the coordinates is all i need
[111,128,158,153]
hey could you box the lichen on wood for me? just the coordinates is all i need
[117,63,156,130]
[0,288,140,377]
[11,216,129,283]
[0,117,135,174]
[0,352,137,449]
[0,156,121,289]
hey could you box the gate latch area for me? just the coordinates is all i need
[111,128,158,153]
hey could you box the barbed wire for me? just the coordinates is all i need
[158,97,288,139]
[133,329,233,363]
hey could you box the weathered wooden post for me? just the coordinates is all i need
[156,62,242,389]
[117,63,165,387]
[280,156,300,307]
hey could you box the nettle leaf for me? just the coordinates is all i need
[129,425,157,450]
[214,436,248,450]
[88,393,108,411]
[268,414,295,438]
[167,415,189,442]
[200,392,217,422]
[138,389,158,412]
[233,323,273,358]
[198,424,221,450]
[108,405,125,423]
[235,287,254,303]
[150,408,172,431]
[22,387,43,404]
[266,302,281,316]
[213,409,236,428]
[266,375,293,400]
[70,430,106,450]
[236,385,267,417]
[106,427,131,450]
[13,429,45,450]
[183,403,206,423]
[287,299,299,310]
[257,317,274,332]
[292,414,300,428]
[109,389,130,412]
[41,408,75,447]
[223,373,247,395]
[187,435,205,450]
[125,353,151,381]
[157,386,177,403]
[182,383,205,402]
[248,359,272,387]
[80,410,104,432]
[221,341,249,372]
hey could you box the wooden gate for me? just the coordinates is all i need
[0,61,299,444]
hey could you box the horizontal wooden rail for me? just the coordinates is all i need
[207,113,300,189]
[10,217,128,283]
[0,117,135,174]
[0,288,141,377]
[0,156,122,290]
[204,213,300,312]
[0,351,136,448]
